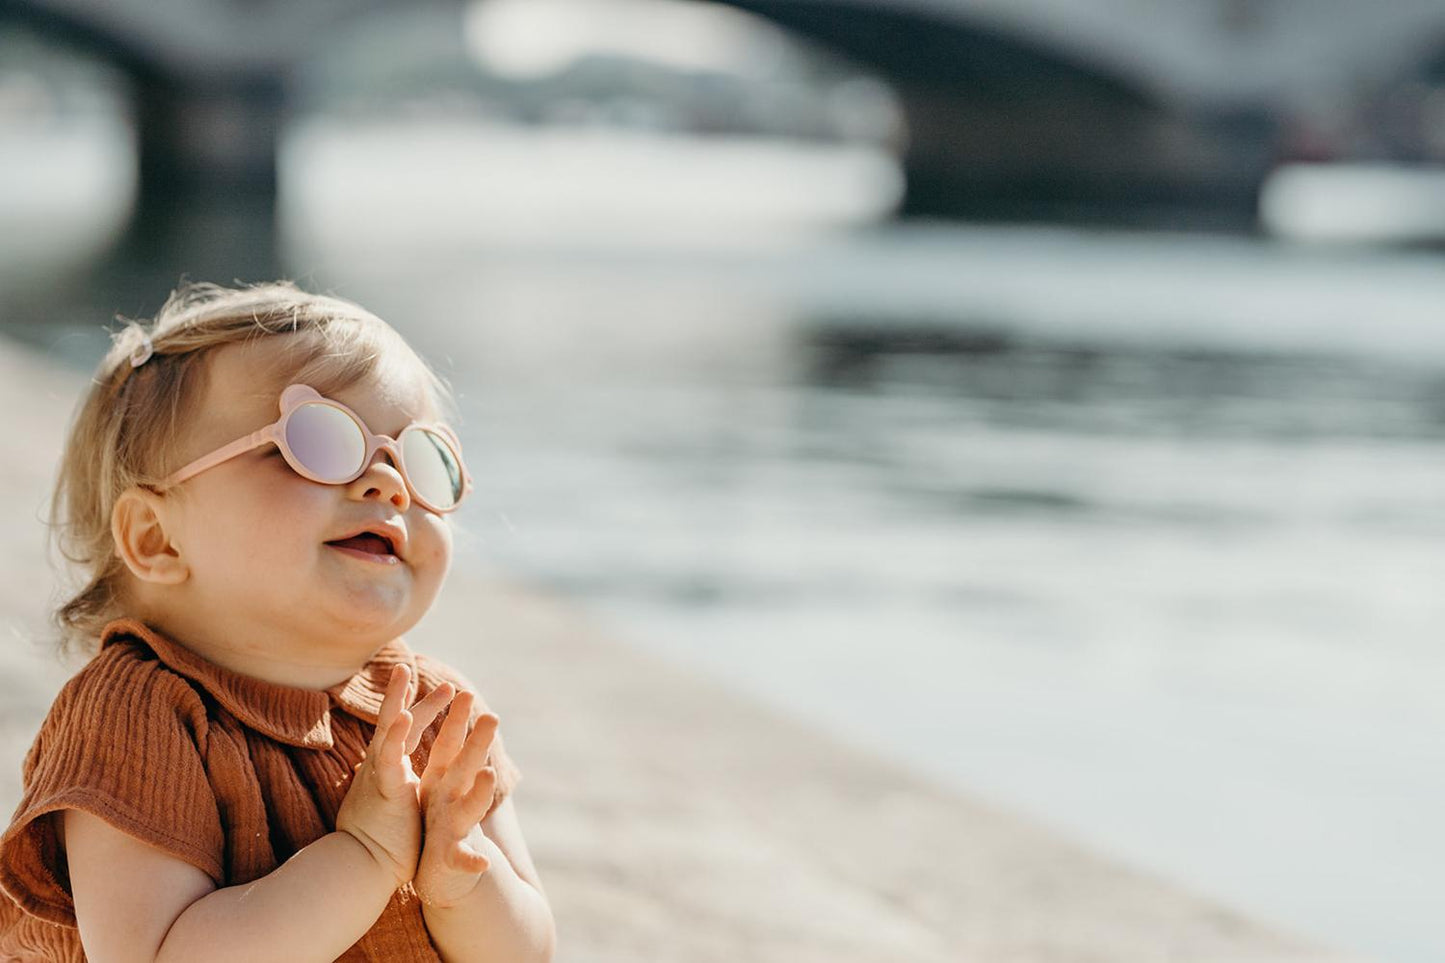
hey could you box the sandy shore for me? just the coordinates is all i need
[0,338,1361,962]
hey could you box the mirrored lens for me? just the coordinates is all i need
[285,402,366,481]
[401,428,464,509]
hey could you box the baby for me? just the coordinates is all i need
[0,281,555,961]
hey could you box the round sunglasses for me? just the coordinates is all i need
[158,384,473,513]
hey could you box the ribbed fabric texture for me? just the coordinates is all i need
[0,617,521,962]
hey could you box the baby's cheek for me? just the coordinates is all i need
[417,519,453,569]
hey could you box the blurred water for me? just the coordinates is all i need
[8,119,1445,963]
[295,226,1445,963]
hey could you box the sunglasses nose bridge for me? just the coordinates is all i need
[365,436,421,502]
[372,435,402,465]
[359,436,408,481]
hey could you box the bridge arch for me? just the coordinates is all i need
[0,0,1273,319]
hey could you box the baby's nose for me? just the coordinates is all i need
[351,452,410,508]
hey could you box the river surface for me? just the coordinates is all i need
[6,119,1445,963]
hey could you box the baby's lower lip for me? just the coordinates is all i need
[326,543,401,565]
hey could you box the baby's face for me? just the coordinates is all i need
[159,336,454,670]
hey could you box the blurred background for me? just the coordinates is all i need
[2,1,1444,961]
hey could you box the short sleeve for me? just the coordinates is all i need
[412,654,523,820]
[0,646,225,926]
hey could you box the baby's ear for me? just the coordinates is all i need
[111,487,189,585]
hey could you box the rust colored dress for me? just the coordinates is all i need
[0,617,522,962]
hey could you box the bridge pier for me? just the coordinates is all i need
[5,72,287,327]
[724,0,1272,230]
[107,74,286,312]
[894,82,1272,228]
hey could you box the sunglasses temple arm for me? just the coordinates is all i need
[159,425,281,490]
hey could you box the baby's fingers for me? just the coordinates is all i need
[421,690,475,789]
[438,714,499,799]
[404,682,456,755]
[373,708,415,796]
[450,708,502,786]
[371,664,413,754]
[449,839,491,877]
[456,766,498,827]
[427,767,497,858]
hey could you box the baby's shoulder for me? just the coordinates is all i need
[3,641,227,927]
[410,650,473,695]
[40,637,210,745]
[408,651,501,714]
[64,634,203,701]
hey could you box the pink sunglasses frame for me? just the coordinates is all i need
[158,384,474,514]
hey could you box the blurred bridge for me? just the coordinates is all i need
[6,0,1445,304]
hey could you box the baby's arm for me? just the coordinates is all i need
[420,799,555,963]
[65,810,396,963]
[414,691,556,963]
[63,664,451,963]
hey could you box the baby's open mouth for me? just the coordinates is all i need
[325,533,396,557]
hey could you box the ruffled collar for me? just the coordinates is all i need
[98,617,415,750]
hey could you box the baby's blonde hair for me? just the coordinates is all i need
[47,279,460,655]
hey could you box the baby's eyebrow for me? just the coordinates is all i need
[375,417,424,438]
[384,411,446,433]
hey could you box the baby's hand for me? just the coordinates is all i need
[413,690,505,908]
[335,664,454,887]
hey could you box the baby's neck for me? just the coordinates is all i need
[140,606,388,690]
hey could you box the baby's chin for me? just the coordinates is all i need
[312,591,421,648]
[313,599,414,640]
